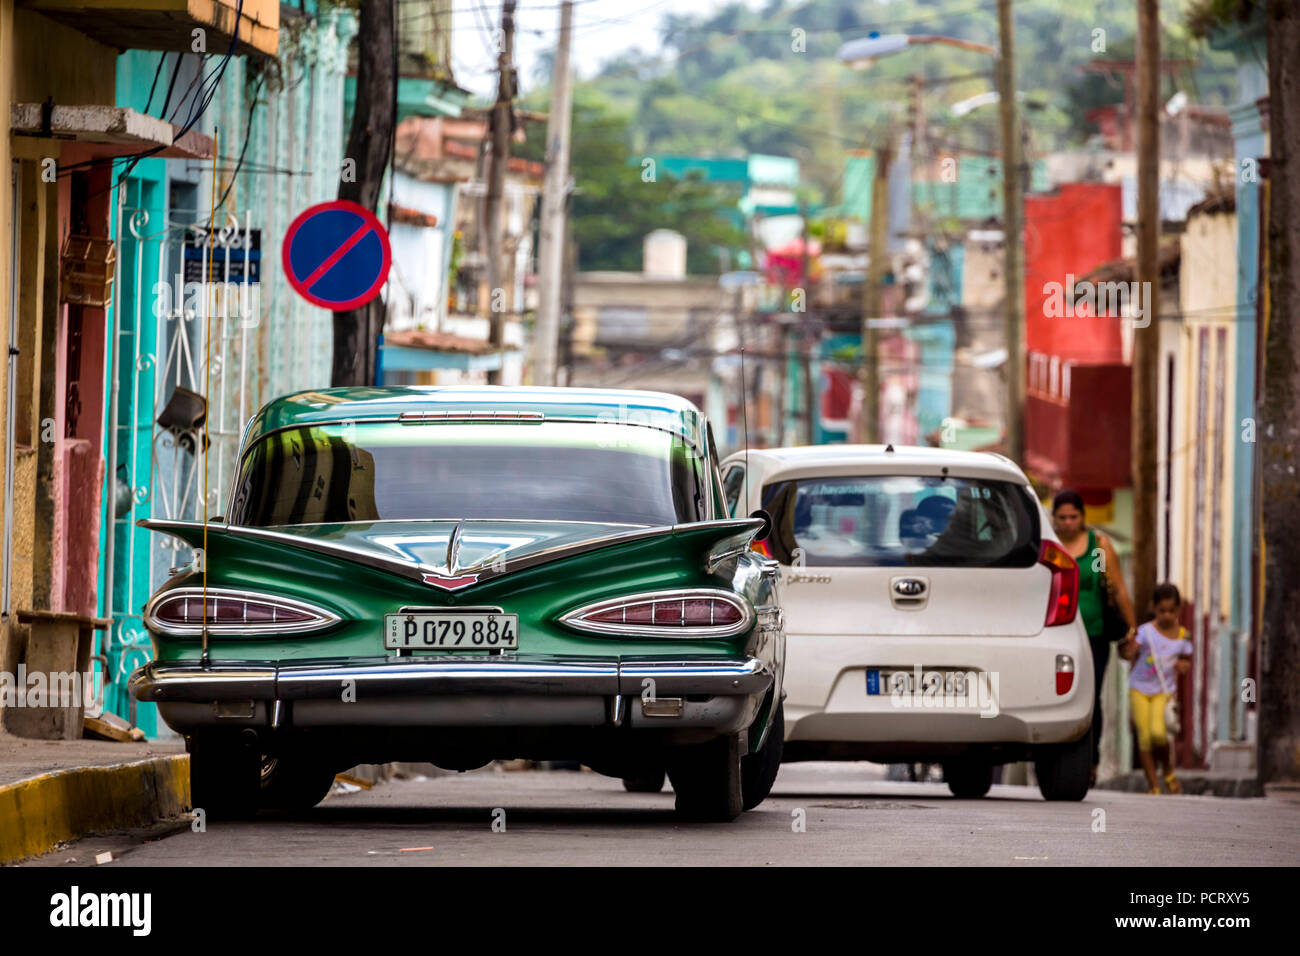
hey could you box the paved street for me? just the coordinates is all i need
[24,763,1300,867]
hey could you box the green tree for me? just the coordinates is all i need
[531,93,748,273]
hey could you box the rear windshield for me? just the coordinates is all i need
[228,421,707,527]
[760,474,1039,567]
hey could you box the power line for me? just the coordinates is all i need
[215,72,267,212]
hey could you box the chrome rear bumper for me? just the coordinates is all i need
[129,655,774,734]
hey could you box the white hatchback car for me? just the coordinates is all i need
[720,444,1094,800]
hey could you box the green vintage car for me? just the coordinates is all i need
[130,386,785,821]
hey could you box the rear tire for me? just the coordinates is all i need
[943,759,993,798]
[1034,728,1092,801]
[188,731,260,820]
[741,701,784,810]
[667,734,744,822]
[259,754,337,811]
[622,769,666,793]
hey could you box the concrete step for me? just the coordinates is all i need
[1096,769,1263,798]
[1208,740,1256,774]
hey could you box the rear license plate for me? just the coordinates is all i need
[385,612,519,650]
[867,669,968,696]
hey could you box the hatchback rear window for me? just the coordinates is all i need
[760,475,1039,567]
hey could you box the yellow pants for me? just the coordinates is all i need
[1129,689,1173,752]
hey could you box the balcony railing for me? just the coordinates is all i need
[1026,353,1131,489]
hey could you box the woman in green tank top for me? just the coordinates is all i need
[1051,490,1136,787]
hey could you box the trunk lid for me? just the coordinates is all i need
[142,517,765,592]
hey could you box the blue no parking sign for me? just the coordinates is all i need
[282,200,392,310]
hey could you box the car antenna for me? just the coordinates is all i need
[738,314,750,509]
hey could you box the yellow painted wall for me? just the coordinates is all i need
[1174,209,1238,620]
[1,0,17,690]
[11,8,117,105]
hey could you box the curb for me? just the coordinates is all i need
[1094,770,1263,798]
[0,755,191,864]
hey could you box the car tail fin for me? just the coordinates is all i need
[140,516,769,585]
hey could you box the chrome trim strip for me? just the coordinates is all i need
[399,410,546,423]
[490,518,764,578]
[129,657,771,704]
[128,662,278,702]
[140,519,443,583]
[558,587,755,639]
[617,657,773,697]
[395,605,505,614]
[275,659,621,699]
[144,587,341,638]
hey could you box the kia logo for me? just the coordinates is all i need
[893,578,926,597]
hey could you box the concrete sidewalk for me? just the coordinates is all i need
[0,731,188,864]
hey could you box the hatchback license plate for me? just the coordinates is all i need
[867,669,968,696]
[385,612,519,650]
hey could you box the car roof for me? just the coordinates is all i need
[244,386,707,448]
[721,444,1028,485]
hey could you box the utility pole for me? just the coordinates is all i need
[531,0,574,387]
[859,140,890,444]
[996,0,1025,465]
[560,227,577,386]
[799,200,814,444]
[332,0,396,386]
[910,73,926,154]
[1132,0,1160,620]
[485,0,516,385]
[1259,0,1300,788]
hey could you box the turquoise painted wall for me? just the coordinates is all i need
[905,320,956,442]
[99,50,175,737]
[1213,14,1267,743]
[99,9,359,738]
[845,155,1049,223]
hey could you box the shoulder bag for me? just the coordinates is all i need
[1096,535,1129,642]
[1151,642,1182,737]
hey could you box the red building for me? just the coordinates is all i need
[1023,183,1131,499]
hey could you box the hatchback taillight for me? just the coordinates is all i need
[1038,541,1080,627]
[1055,654,1075,695]
[561,589,752,638]
[146,588,339,636]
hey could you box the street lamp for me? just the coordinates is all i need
[837,33,994,68]
[835,10,1024,464]
[837,33,910,67]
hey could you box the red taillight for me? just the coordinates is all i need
[148,589,336,634]
[564,591,751,636]
[154,595,314,626]
[1056,654,1075,695]
[751,539,771,557]
[1038,540,1079,627]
